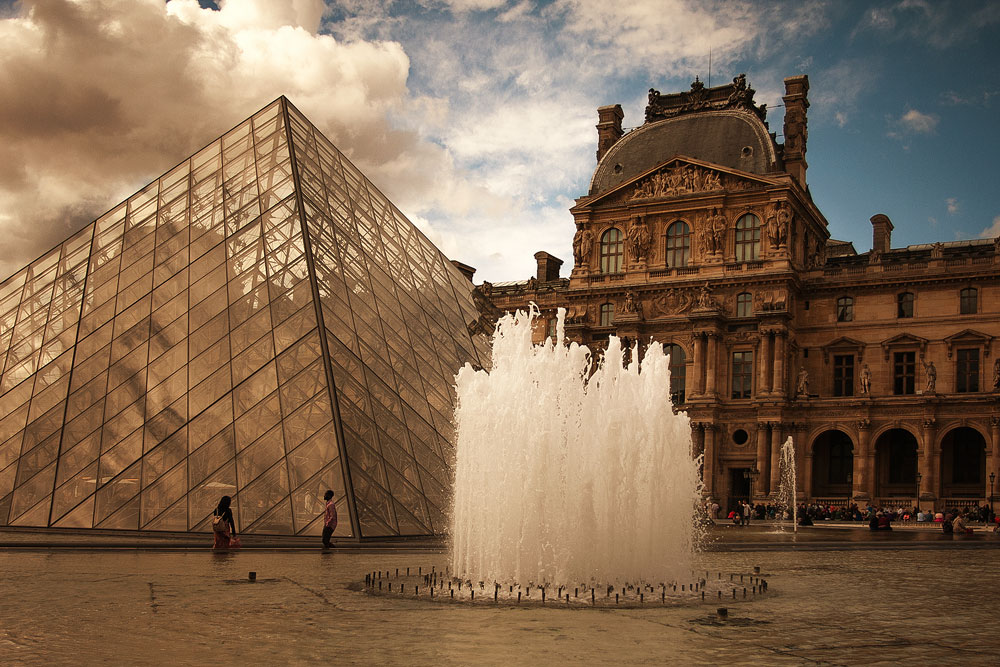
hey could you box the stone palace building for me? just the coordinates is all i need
[483,75,1000,513]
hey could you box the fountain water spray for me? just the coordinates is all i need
[775,437,797,532]
[450,306,702,587]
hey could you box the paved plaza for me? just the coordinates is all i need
[2,526,999,665]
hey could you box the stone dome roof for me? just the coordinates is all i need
[589,110,779,196]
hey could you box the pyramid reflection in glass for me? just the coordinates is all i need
[0,98,489,538]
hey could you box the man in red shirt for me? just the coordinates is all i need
[323,490,337,549]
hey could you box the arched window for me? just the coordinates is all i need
[665,343,686,404]
[734,214,761,261]
[600,228,623,274]
[736,292,752,318]
[599,302,614,327]
[836,296,853,322]
[664,221,690,268]
[897,292,914,318]
[960,287,978,314]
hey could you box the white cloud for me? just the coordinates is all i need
[0,0,489,280]
[946,198,959,214]
[811,59,879,128]
[979,216,1000,239]
[899,109,938,133]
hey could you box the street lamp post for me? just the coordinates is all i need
[915,471,922,511]
[846,472,853,517]
[990,472,996,523]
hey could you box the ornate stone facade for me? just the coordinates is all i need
[487,74,1000,515]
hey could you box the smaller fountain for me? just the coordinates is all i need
[774,437,797,532]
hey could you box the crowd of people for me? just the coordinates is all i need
[705,500,999,534]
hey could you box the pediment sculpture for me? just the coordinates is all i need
[629,163,725,201]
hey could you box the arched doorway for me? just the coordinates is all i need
[811,430,854,499]
[940,427,986,499]
[874,429,918,499]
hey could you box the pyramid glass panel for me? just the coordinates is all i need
[0,98,486,538]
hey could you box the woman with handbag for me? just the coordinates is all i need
[211,496,238,549]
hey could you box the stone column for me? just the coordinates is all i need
[705,333,718,396]
[760,331,773,394]
[919,418,938,504]
[768,422,783,495]
[692,333,705,396]
[990,417,1000,505]
[701,424,716,499]
[755,423,770,497]
[772,331,786,396]
[854,419,872,502]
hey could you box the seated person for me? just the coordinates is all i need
[797,514,813,526]
[869,513,880,531]
[877,513,892,530]
[952,512,973,535]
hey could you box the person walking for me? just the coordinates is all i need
[322,490,337,549]
[212,495,237,549]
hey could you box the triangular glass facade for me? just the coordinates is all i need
[0,98,488,538]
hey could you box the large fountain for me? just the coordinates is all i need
[449,307,703,588]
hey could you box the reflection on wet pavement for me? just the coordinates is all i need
[1,531,998,665]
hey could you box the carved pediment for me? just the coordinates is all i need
[880,333,929,360]
[943,329,993,358]
[574,157,776,211]
[821,336,866,363]
[627,160,765,203]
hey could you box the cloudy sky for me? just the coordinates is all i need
[0,0,998,283]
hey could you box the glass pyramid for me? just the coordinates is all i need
[0,98,489,538]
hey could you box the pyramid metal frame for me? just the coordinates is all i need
[0,97,488,539]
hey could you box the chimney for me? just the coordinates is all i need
[534,251,563,282]
[450,260,476,283]
[596,104,624,162]
[870,214,893,254]
[782,75,809,186]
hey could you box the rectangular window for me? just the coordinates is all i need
[960,288,978,315]
[731,351,753,399]
[833,354,854,397]
[956,348,979,393]
[893,351,915,395]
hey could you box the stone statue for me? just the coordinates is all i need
[860,363,872,395]
[626,216,651,264]
[695,283,717,309]
[622,290,639,315]
[766,201,790,248]
[923,360,937,393]
[572,226,594,267]
[993,358,1000,391]
[703,208,727,256]
[796,369,809,397]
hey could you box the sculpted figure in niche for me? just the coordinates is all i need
[796,369,809,397]
[766,201,790,248]
[626,215,651,264]
[923,360,937,393]
[860,363,872,395]
[572,225,594,267]
[702,208,727,256]
[993,358,1000,390]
